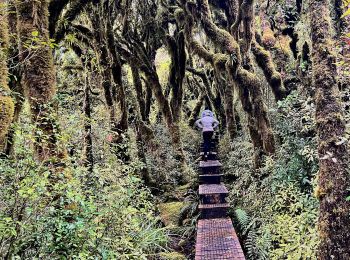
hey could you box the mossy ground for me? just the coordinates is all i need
[158,201,189,227]
[157,252,187,260]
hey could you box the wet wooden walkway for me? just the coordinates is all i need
[196,135,245,259]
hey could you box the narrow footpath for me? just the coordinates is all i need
[195,134,246,260]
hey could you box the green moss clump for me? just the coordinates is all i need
[213,53,228,71]
[0,96,15,139]
[158,202,188,226]
[158,252,187,260]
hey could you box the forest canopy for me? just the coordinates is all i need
[0,0,350,259]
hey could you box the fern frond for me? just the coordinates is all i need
[235,208,250,234]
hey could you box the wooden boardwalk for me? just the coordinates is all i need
[196,135,245,260]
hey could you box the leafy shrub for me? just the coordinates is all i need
[0,106,169,259]
[225,91,319,259]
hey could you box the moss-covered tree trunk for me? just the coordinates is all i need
[83,69,93,173]
[146,72,185,163]
[107,15,128,138]
[310,0,350,258]
[189,93,205,127]
[5,1,24,156]
[16,0,65,162]
[0,1,15,154]
[223,82,237,140]
[131,65,147,121]
[252,41,286,101]
[167,31,186,123]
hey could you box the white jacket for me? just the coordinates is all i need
[195,111,219,132]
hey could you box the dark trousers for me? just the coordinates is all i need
[203,131,213,155]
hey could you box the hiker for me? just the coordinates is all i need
[195,109,219,159]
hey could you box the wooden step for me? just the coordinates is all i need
[200,152,217,156]
[199,184,229,204]
[200,152,217,160]
[199,184,228,195]
[195,218,246,259]
[199,160,222,174]
[199,160,222,168]
[199,203,229,219]
[199,174,223,184]
[199,203,229,209]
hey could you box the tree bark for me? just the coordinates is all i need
[223,83,237,140]
[167,31,186,123]
[131,65,147,121]
[310,0,350,258]
[5,1,24,156]
[16,0,65,162]
[189,93,205,127]
[0,1,15,154]
[252,41,287,101]
[82,69,93,173]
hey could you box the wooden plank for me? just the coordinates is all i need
[199,203,229,209]
[199,160,222,168]
[199,184,229,195]
[200,152,217,156]
[199,174,223,178]
[195,218,245,260]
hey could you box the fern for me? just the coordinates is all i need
[235,208,271,260]
[235,208,250,234]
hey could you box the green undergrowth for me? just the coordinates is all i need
[0,105,171,259]
[158,202,189,227]
[221,91,320,259]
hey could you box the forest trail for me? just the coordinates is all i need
[195,134,245,259]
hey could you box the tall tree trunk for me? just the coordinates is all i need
[82,70,93,173]
[189,93,205,127]
[5,1,24,156]
[107,13,128,137]
[167,31,186,123]
[0,1,15,154]
[310,0,350,258]
[144,82,152,122]
[131,65,147,121]
[222,81,237,140]
[145,72,185,163]
[16,0,65,162]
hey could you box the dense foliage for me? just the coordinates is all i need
[1,0,350,259]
